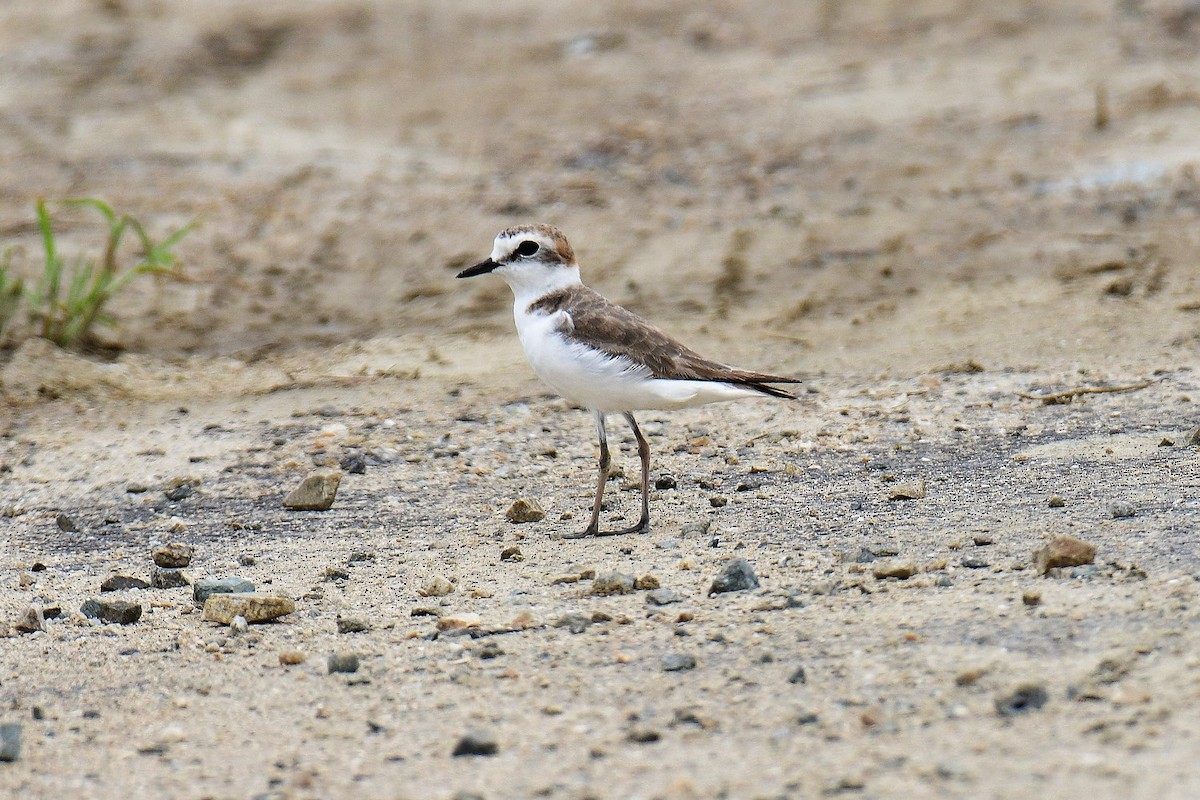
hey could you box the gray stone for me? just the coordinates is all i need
[152,543,195,568]
[1109,501,1136,519]
[553,612,592,634]
[662,653,697,672]
[56,513,80,532]
[80,599,142,625]
[646,588,683,606]
[193,576,255,605]
[995,684,1048,716]
[14,605,44,634]
[328,652,360,674]
[788,665,807,684]
[337,616,369,634]
[0,723,21,762]
[202,593,294,624]
[960,556,990,569]
[708,558,760,595]
[100,574,150,592]
[150,567,190,589]
[452,730,498,757]
[590,571,636,596]
[283,471,341,510]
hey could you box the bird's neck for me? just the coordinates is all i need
[507,265,584,310]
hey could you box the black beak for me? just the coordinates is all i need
[457,258,500,279]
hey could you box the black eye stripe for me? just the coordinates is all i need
[515,240,540,257]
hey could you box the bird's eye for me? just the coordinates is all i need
[515,240,540,257]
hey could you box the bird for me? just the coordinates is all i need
[457,224,800,538]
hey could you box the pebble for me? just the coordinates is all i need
[994,684,1049,716]
[655,474,677,489]
[1034,534,1097,575]
[627,728,661,743]
[452,730,498,757]
[229,615,249,634]
[435,613,482,632]
[419,576,455,597]
[56,513,80,532]
[680,520,711,537]
[505,498,545,523]
[1108,501,1136,519]
[193,577,255,605]
[279,650,306,666]
[337,615,369,634]
[646,588,683,606]
[788,665,807,684]
[283,471,341,510]
[838,547,875,564]
[872,560,918,580]
[202,593,295,624]
[1047,495,1066,508]
[328,653,360,674]
[80,599,142,625]
[662,653,697,671]
[100,574,150,592]
[708,558,760,594]
[554,612,592,634]
[709,496,728,508]
[499,546,524,562]
[0,723,21,762]
[339,450,368,474]
[14,605,45,634]
[151,568,190,589]
[152,543,195,568]
[888,479,926,500]
[960,556,990,569]
[1022,589,1042,607]
[591,571,636,596]
[634,574,661,590]
[164,478,196,501]
[323,566,350,581]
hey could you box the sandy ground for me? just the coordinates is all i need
[2,1,1200,798]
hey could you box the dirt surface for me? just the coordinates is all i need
[2,2,1200,798]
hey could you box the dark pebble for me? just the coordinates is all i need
[708,558,760,595]
[499,546,524,562]
[655,474,677,490]
[452,731,498,757]
[164,483,195,501]
[662,653,697,672]
[340,451,368,474]
[788,665,807,685]
[336,616,369,634]
[56,514,80,533]
[80,599,142,625]
[328,653,361,674]
[193,577,255,605]
[995,684,1048,716]
[627,728,661,743]
[961,556,990,569]
[100,574,150,592]
[150,568,190,589]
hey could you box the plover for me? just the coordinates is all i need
[458,224,800,538]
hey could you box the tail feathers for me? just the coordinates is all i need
[729,370,802,400]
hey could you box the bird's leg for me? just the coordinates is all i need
[564,410,609,539]
[613,412,651,535]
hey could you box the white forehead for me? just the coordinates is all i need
[490,229,552,262]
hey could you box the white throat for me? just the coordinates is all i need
[501,264,584,309]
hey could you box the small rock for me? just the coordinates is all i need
[554,612,592,634]
[100,574,150,592]
[41,605,61,620]
[634,573,661,590]
[960,556,990,569]
[680,520,711,537]
[150,567,190,589]
[1108,501,1136,519]
[591,571,636,596]
[872,560,918,580]
[1047,495,1066,508]
[238,554,257,566]
[888,479,926,500]
[418,576,455,597]
[279,650,306,666]
[1034,534,1097,575]
[80,599,142,625]
[152,543,195,568]
[193,577,255,605]
[56,513,80,533]
[709,558,760,594]
[337,616,369,634]
[838,546,875,564]
[328,652,360,674]
[655,474,677,490]
[788,665,807,684]
[435,613,482,632]
[14,605,45,634]
[499,546,524,562]
[202,593,295,624]
[995,684,1048,716]
[0,723,21,762]
[125,482,149,494]
[972,534,994,546]
[1022,589,1042,607]
[662,653,697,672]
[505,498,545,523]
[283,471,341,510]
[164,478,197,501]
[627,728,661,743]
[709,495,728,508]
[322,566,350,581]
[339,450,368,474]
[229,615,249,634]
[646,588,683,606]
[452,730,498,757]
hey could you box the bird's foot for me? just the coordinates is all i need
[563,519,649,539]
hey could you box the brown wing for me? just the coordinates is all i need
[537,286,801,398]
